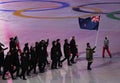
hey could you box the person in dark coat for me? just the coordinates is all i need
[56,39,62,67]
[23,43,30,75]
[11,48,20,78]
[86,43,96,70]
[20,52,28,80]
[45,39,50,65]
[28,46,37,74]
[70,36,77,63]
[61,39,72,66]
[9,37,16,51]
[2,51,16,80]
[38,40,47,73]
[35,41,39,62]
[51,41,58,69]
[0,46,4,75]
[0,44,8,75]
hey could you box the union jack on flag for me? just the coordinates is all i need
[92,16,100,22]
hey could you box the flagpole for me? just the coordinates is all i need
[95,15,100,47]
[95,30,99,46]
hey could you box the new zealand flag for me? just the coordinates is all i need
[78,16,100,30]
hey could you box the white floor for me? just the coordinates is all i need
[0,0,120,82]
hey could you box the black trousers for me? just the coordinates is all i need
[20,66,27,79]
[12,64,20,77]
[0,64,2,74]
[0,59,4,74]
[51,59,58,69]
[87,62,93,70]
[2,66,14,79]
[38,60,46,72]
[28,62,37,74]
[58,56,62,67]
[70,53,76,63]
[61,56,70,65]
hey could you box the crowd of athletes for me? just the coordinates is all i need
[0,36,78,80]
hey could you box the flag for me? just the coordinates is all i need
[78,16,100,30]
